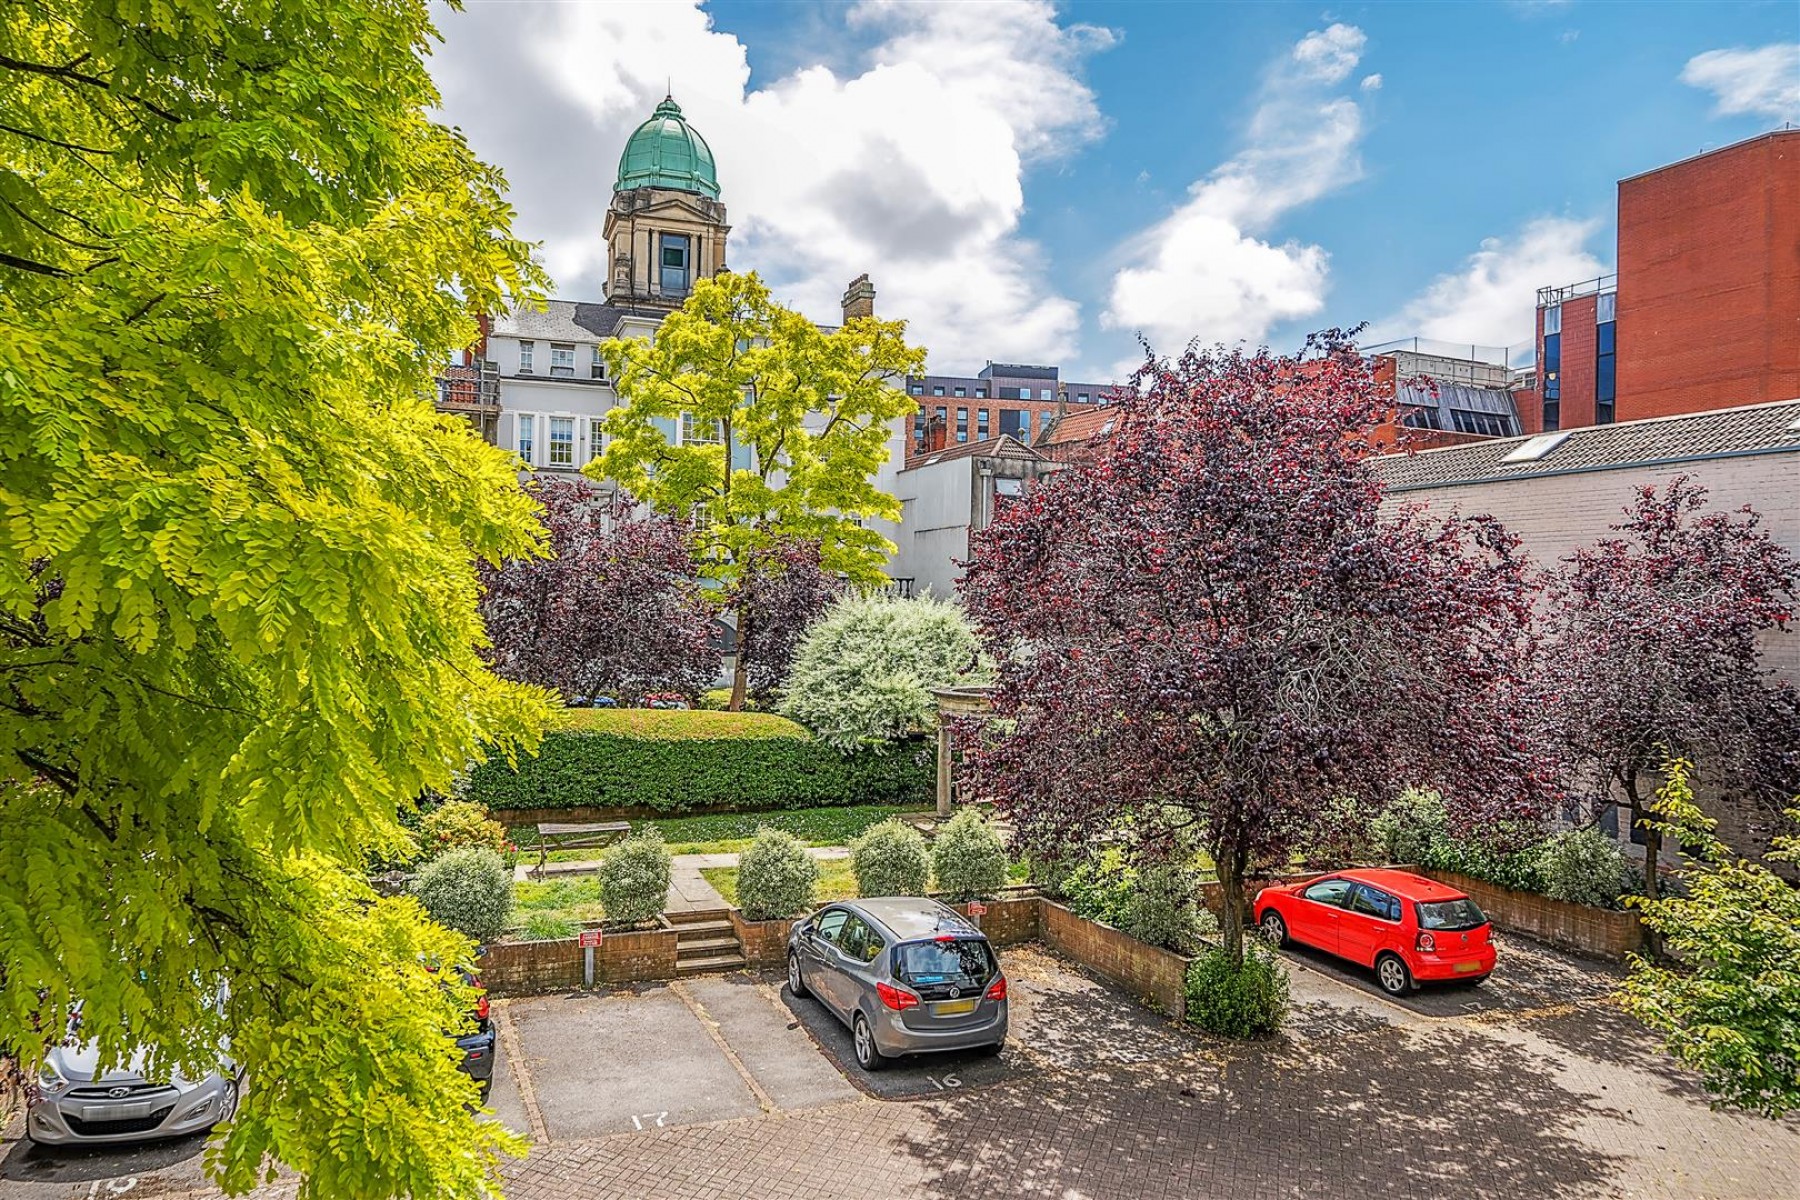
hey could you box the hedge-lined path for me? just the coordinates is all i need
[516,848,853,913]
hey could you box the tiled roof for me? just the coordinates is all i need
[1372,399,1800,492]
[903,435,1043,470]
[1038,405,1121,447]
[491,300,630,342]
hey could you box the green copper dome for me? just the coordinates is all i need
[614,96,720,198]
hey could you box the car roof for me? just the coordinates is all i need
[1333,868,1470,902]
[839,897,982,941]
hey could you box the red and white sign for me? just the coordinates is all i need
[578,929,604,948]
[967,902,988,918]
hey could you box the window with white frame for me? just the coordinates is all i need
[588,417,605,463]
[550,343,576,378]
[517,414,535,463]
[548,416,575,466]
[518,340,535,373]
[591,345,606,380]
[680,411,724,445]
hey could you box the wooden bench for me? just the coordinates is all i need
[533,821,631,877]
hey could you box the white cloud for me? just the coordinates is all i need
[1360,73,1383,91]
[427,0,1116,372]
[1381,216,1608,351]
[1681,44,1800,122]
[1102,25,1370,360]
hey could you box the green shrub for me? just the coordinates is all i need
[779,594,986,752]
[1369,788,1449,864]
[1123,861,1213,954]
[1027,852,1080,900]
[737,828,819,920]
[1060,848,1135,927]
[410,847,514,943]
[1539,827,1632,908]
[463,708,933,814]
[596,830,672,926]
[419,800,507,859]
[850,818,931,897]
[931,809,1008,902]
[519,911,578,941]
[697,688,760,712]
[1184,943,1290,1038]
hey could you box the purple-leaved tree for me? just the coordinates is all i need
[1545,476,1800,905]
[729,539,844,702]
[958,335,1558,964]
[478,480,721,703]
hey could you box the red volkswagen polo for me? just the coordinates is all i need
[1253,869,1496,996]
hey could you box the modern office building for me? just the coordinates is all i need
[903,364,1115,464]
[1516,129,1799,435]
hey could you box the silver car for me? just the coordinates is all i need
[786,897,1008,1071]
[27,1041,240,1147]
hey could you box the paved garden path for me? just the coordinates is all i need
[516,847,851,914]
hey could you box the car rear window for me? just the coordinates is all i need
[1416,898,1488,931]
[894,939,995,987]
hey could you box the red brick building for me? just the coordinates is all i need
[1521,129,1800,434]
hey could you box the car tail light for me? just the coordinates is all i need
[475,995,490,1021]
[876,982,920,1011]
[1416,932,1436,953]
[985,976,1008,1002]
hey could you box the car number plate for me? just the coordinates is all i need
[934,999,977,1016]
[1454,961,1482,974]
[83,1100,154,1120]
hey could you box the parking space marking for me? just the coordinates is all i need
[669,980,776,1114]
[492,1001,550,1145]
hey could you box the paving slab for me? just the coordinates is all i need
[506,984,760,1140]
[482,1027,533,1138]
[678,975,860,1111]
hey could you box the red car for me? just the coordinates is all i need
[1253,869,1496,996]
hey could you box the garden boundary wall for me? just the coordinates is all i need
[479,925,679,995]
[1415,868,1646,961]
[1040,901,1193,1020]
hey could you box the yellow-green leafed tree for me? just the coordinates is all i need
[0,3,553,1196]
[591,271,925,709]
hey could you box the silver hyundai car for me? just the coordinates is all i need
[786,897,1008,1071]
[27,1041,240,1147]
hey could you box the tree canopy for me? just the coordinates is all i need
[1543,477,1800,903]
[957,336,1557,962]
[479,480,722,703]
[589,270,924,708]
[2,2,549,1195]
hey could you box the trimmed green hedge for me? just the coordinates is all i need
[466,708,934,814]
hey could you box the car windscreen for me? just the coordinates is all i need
[1416,898,1488,931]
[894,939,995,987]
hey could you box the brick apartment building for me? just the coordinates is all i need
[903,363,1115,464]
[1515,129,1800,435]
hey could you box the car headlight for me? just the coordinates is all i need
[36,1060,66,1092]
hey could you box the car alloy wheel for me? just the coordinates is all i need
[217,1078,240,1126]
[1376,953,1411,996]
[853,1014,884,1071]
[1260,911,1287,947]
[787,952,808,999]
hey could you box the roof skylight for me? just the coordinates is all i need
[1501,431,1574,464]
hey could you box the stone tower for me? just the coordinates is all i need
[602,95,730,312]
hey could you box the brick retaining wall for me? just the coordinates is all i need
[481,926,679,995]
[1040,901,1192,1019]
[1416,869,1646,961]
[730,911,796,969]
[952,896,1041,946]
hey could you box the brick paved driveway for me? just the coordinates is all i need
[4,936,1796,1199]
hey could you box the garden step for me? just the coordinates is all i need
[677,936,741,955]
[672,919,734,938]
[675,953,747,974]
[664,907,732,926]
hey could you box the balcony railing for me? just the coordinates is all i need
[436,360,501,413]
[1537,273,1618,308]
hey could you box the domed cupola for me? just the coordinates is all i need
[614,95,720,199]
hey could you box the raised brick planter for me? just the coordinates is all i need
[1416,868,1646,961]
[949,895,1042,946]
[729,910,797,969]
[481,925,680,996]
[1040,901,1193,1020]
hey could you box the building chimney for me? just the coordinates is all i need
[841,273,876,322]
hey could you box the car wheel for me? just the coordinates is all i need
[852,1013,885,1072]
[787,951,809,999]
[1375,953,1413,997]
[975,1039,1004,1058]
[215,1078,240,1127]
[1259,910,1288,948]
[1465,973,1490,987]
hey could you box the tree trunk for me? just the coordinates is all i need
[1625,775,1664,958]
[1215,846,1247,966]
[728,601,751,712]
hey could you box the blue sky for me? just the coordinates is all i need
[431,1,1798,379]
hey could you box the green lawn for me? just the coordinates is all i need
[511,803,931,860]
[701,858,1032,910]
[510,877,605,940]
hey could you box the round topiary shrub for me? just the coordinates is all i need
[737,827,819,920]
[850,818,931,898]
[410,847,514,944]
[1539,826,1632,908]
[418,800,507,860]
[1184,942,1290,1038]
[596,830,672,926]
[931,809,1008,902]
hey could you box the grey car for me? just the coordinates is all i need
[786,897,1008,1071]
[27,1041,240,1147]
